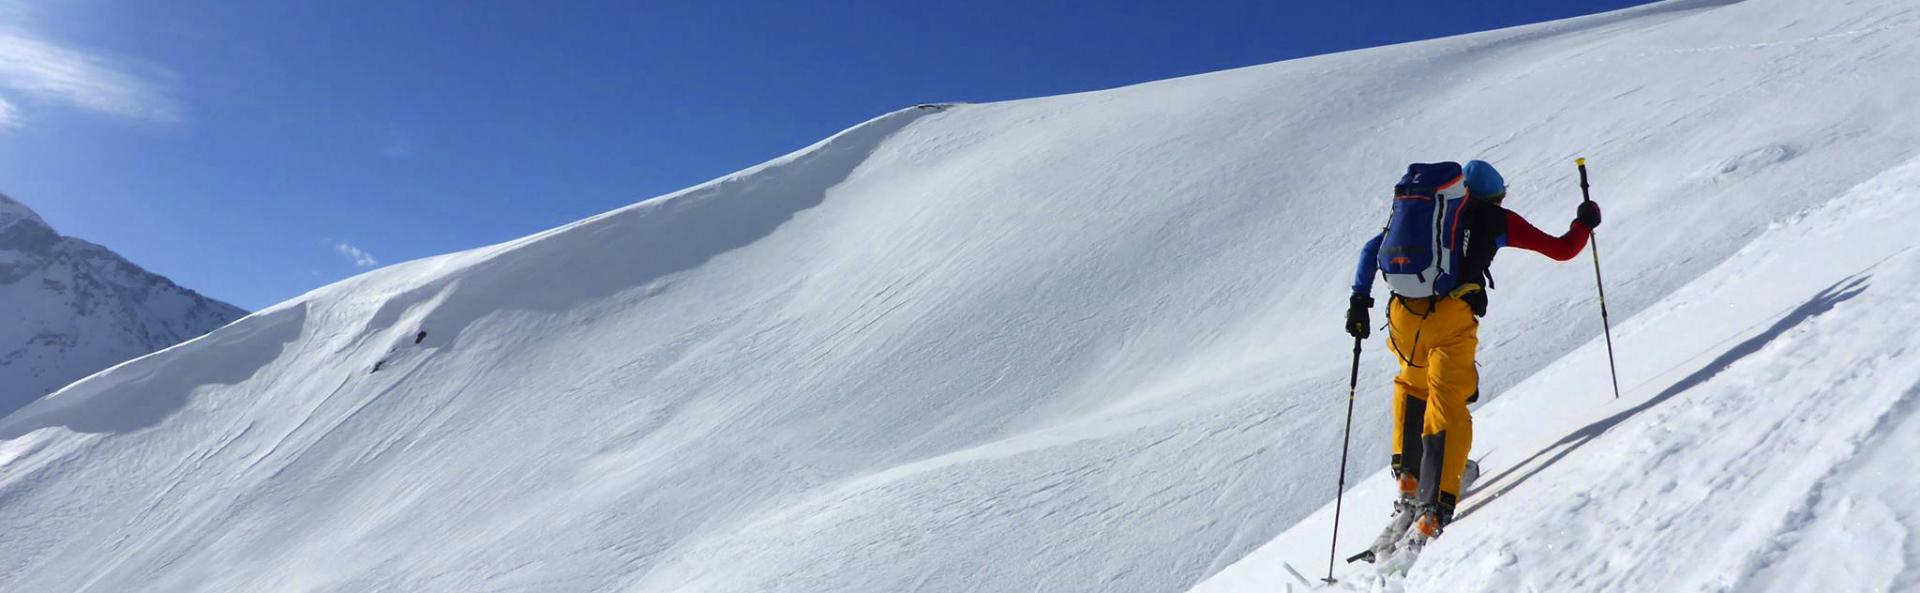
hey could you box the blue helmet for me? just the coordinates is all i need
[1463,160,1506,202]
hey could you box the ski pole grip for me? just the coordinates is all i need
[1576,157,1592,202]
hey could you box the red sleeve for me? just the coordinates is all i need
[1503,210,1591,261]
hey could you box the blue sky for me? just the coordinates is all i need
[0,0,1655,310]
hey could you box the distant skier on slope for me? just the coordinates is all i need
[1345,160,1601,554]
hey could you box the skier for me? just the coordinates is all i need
[1345,160,1601,553]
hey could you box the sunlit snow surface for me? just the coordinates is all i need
[4,0,1919,592]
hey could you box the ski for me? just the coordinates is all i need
[1376,536,1427,577]
[1342,459,1481,566]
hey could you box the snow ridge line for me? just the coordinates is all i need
[324,104,957,363]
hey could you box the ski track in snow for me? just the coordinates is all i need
[4,0,1920,592]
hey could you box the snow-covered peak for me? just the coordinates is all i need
[0,191,47,231]
[0,192,246,419]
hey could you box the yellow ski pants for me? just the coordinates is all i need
[1387,295,1478,507]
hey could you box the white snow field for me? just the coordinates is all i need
[3,0,1917,591]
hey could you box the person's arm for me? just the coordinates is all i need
[1352,232,1384,296]
[1347,233,1383,338]
[1503,210,1591,261]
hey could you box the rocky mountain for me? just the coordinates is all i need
[0,192,246,418]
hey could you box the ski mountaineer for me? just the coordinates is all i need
[1345,160,1602,552]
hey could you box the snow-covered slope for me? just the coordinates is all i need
[2,0,1916,592]
[0,192,245,418]
[1190,156,1920,593]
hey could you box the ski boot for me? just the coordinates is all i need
[1403,500,1455,549]
[1351,474,1420,564]
[1378,499,1455,575]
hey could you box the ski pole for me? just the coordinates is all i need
[1325,335,1362,583]
[1576,158,1621,399]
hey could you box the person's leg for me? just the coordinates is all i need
[1414,298,1480,530]
[1387,297,1432,493]
[1392,389,1427,491]
[1370,297,1437,553]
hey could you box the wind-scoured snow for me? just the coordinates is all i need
[2,0,1918,592]
[0,192,245,418]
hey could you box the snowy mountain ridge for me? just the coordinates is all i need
[1,0,1917,592]
[0,192,47,229]
[0,192,246,419]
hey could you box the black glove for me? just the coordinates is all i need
[1449,283,1488,317]
[1462,289,1487,317]
[1576,201,1602,229]
[1346,294,1374,338]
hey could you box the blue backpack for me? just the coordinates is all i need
[1378,162,1470,298]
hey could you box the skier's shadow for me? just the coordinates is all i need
[1457,274,1870,520]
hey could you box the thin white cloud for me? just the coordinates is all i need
[334,242,379,268]
[0,4,177,124]
[0,95,18,128]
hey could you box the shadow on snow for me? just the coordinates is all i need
[1458,274,1870,520]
